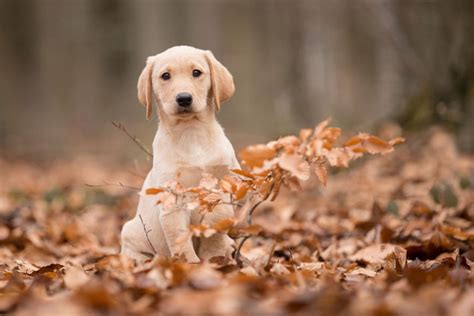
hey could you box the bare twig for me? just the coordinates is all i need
[218,201,243,208]
[139,214,157,254]
[247,180,275,225]
[84,181,140,191]
[112,121,153,158]
[235,235,250,267]
[265,241,276,268]
[234,179,276,266]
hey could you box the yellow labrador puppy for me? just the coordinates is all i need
[121,46,239,262]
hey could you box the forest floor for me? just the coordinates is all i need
[0,128,473,315]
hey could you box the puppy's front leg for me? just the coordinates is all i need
[159,204,200,263]
[198,204,235,261]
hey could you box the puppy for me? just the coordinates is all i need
[121,46,240,263]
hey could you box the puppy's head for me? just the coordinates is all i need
[137,46,234,121]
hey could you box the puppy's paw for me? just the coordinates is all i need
[172,250,201,263]
[198,234,234,261]
[121,245,153,263]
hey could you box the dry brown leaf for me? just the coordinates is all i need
[189,224,216,238]
[365,136,394,155]
[63,265,90,290]
[389,137,406,146]
[239,224,263,236]
[239,144,277,168]
[146,187,165,195]
[321,127,341,144]
[234,182,250,200]
[350,244,407,269]
[278,153,310,181]
[188,265,223,290]
[299,128,313,141]
[344,135,363,147]
[230,168,255,179]
[278,135,301,147]
[220,179,235,193]
[270,263,291,275]
[345,267,377,277]
[440,225,473,241]
[314,117,331,137]
[314,163,328,186]
[324,148,352,167]
[203,192,222,204]
[213,218,235,232]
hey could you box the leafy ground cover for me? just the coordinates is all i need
[0,127,473,315]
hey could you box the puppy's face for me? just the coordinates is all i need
[152,47,211,117]
[137,46,235,122]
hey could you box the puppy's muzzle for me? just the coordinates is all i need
[176,92,193,108]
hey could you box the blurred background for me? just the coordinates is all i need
[0,0,473,161]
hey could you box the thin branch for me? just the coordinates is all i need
[265,241,276,269]
[235,235,250,268]
[234,178,276,266]
[84,181,140,191]
[218,201,243,208]
[112,121,153,158]
[247,180,275,225]
[139,215,157,254]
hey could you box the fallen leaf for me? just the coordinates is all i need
[350,244,407,269]
[63,265,90,290]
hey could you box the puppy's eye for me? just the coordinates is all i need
[192,69,202,78]
[161,72,171,80]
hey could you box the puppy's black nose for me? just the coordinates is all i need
[176,92,193,107]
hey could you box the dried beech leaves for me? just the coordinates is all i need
[144,119,405,225]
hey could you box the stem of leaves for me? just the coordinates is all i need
[112,121,153,159]
[234,235,250,267]
[234,177,275,267]
[139,214,157,254]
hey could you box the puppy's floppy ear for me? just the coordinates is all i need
[205,51,235,111]
[137,57,155,120]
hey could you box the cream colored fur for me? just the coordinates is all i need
[120,46,239,262]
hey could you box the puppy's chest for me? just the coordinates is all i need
[175,142,218,165]
[153,164,231,188]
[165,142,229,167]
[154,148,233,187]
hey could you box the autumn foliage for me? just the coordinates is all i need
[0,123,473,315]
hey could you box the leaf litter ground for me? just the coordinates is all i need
[0,128,473,315]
